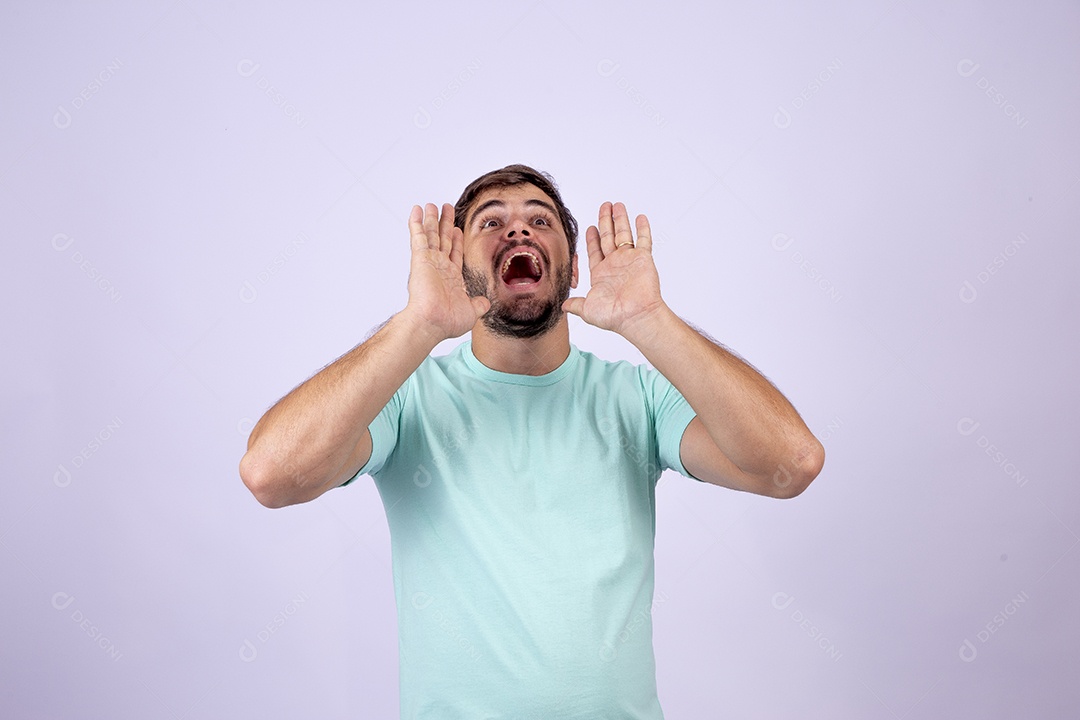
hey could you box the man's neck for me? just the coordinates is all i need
[469,318,571,376]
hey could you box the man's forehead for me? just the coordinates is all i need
[468,184,556,219]
[475,183,547,201]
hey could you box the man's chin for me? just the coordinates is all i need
[463,262,571,339]
[483,298,561,339]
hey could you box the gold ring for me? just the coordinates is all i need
[616,242,634,249]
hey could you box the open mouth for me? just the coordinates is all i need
[500,250,543,287]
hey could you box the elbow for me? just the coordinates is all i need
[240,451,294,509]
[770,439,825,499]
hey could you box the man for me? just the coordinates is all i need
[240,164,824,717]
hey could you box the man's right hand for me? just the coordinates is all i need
[242,203,486,508]
[405,203,490,342]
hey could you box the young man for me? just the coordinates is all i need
[240,164,824,717]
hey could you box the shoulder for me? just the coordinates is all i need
[577,346,670,379]
[573,345,639,374]
[571,347,671,402]
[381,344,467,412]
[572,346,643,383]
[415,341,470,379]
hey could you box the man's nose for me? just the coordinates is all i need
[505,220,530,239]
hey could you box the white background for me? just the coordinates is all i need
[2,1,1078,717]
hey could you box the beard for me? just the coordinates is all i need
[462,256,573,339]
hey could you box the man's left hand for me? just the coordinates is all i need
[562,202,667,338]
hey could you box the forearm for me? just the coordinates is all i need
[240,309,441,507]
[622,304,822,481]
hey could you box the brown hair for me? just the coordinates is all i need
[453,164,578,257]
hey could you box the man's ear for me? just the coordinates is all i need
[570,251,579,289]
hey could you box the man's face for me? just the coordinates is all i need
[460,184,578,339]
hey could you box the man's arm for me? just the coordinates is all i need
[239,203,489,508]
[563,202,824,498]
[240,311,439,508]
[624,310,823,498]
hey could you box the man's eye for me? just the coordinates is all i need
[533,216,550,226]
[481,218,499,228]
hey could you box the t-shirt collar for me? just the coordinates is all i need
[460,340,579,386]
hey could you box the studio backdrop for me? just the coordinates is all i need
[2,1,1078,718]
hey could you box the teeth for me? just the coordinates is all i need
[501,251,541,277]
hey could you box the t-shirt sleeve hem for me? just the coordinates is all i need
[337,373,413,486]
[663,405,699,479]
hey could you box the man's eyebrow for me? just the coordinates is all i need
[469,198,559,226]
[524,198,560,217]
[469,199,504,225]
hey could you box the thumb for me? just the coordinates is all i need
[562,296,585,317]
[471,296,491,318]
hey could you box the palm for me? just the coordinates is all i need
[563,202,665,336]
[576,251,662,333]
[408,247,482,338]
[405,203,489,340]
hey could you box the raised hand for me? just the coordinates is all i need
[562,202,665,338]
[404,203,490,341]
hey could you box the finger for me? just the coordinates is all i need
[596,201,616,256]
[439,203,455,254]
[584,225,604,272]
[422,202,440,250]
[448,225,465,269]
[634,214,652,252]
[409,205,427,251]
[612,202,634,250]
[471,295,491,319]
[562,296,586,317]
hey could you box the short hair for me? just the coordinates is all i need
[453,164,579,257]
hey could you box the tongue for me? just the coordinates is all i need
[502,256,541,285]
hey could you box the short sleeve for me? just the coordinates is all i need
[340,375,410,485]
[638,365,698,479]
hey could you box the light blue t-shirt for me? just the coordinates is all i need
[351,340,698,719]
